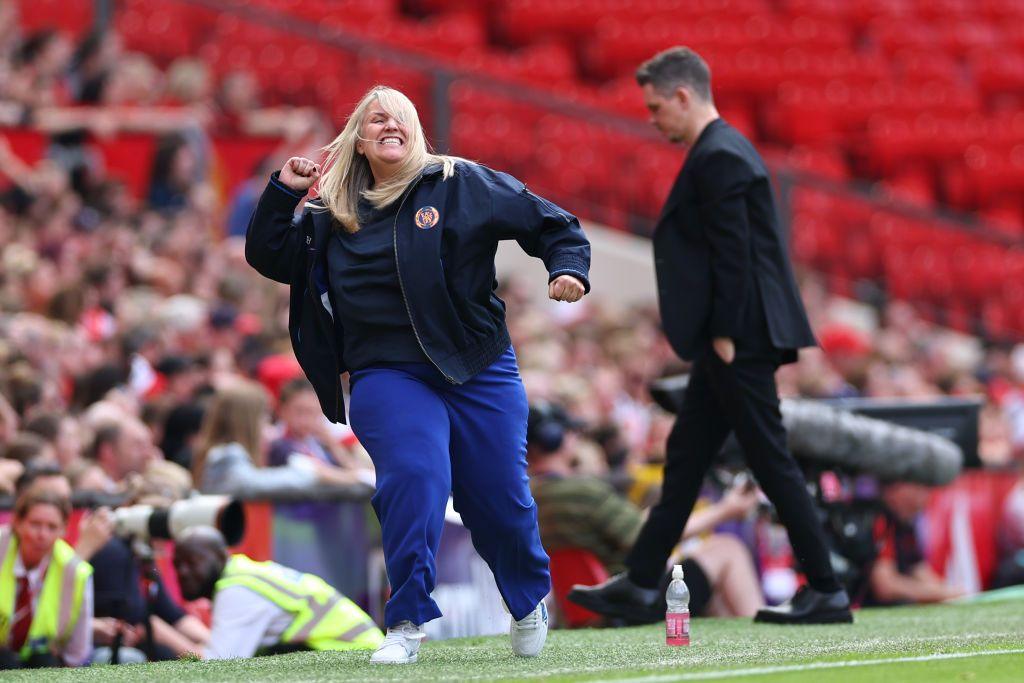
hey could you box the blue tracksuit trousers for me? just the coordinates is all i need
[348,346,551,627]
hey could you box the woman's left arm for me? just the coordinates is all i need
[486,170,591,297]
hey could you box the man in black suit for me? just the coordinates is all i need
[570,47,852,624]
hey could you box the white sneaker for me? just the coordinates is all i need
[370,621,425,664]
[510,602,548,657]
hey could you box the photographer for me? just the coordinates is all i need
[90,534,209,663]
[172,527,383,659]
[89,474,208,663]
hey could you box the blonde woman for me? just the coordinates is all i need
[245,85,590,663]
[192,381,341,497]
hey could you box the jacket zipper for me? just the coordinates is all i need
[393,182,458,384]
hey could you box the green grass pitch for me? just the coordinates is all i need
[14,596,1023,682]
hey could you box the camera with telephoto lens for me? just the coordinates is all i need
[113,495,245,545]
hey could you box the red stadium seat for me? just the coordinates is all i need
[54,0,1024,328]
[16,0,93,36]
[547,548,609,628]
[97,134,158,199]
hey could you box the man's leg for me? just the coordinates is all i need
[704,355,838,591]
[704,354,851,623]
[625,359,732,588]
[568,359,731,622]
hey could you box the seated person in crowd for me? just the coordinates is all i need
[267,378,368,484]
[85,417,162,491]
[0,490,92,668]
[193,381,356,497]
[863,481,964,605]
[172,527,383,659]
[526,404,763,621]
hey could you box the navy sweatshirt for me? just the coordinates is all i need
[327,198,427,369]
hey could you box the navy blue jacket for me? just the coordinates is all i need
[245,161,591,422]
[653,119,815,363]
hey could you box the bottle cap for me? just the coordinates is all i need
[672,564,684,580]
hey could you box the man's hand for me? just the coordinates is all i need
[279,156,320,193]
[93,618,142,647]
[548,275,585,303]
[0,459,23,495]
[713,337,735,364]
[720,482,759,520]
[75,507,115,561]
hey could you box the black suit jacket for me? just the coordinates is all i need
[653,118,816,363]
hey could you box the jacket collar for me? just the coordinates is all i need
[306,199,333,253]
[421,161,446,178]
[653,118,727,229]
[690,117,724,153]
[306,163,445,251]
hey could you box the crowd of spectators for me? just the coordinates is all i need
[0,8,1023,667]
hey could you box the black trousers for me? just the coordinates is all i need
[625,349,838,592]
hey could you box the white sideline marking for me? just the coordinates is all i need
[603,648,1024,682]
[436,631,1024,682]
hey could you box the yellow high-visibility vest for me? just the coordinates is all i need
[214,554,383,651]
[0,531,92,660]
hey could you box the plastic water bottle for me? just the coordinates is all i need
[665,564,690,646]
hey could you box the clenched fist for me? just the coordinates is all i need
[279,156,321,192]
[548,275,586,303]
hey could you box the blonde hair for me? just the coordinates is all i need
[165,57,211,104]
[192,381,268,486]
[317,85,458,233]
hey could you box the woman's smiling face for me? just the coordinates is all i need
[358,101,409,173]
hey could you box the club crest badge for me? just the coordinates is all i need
[415,206,440,229]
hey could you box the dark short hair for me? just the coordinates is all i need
[636,46,713,101]
[23,412,62,442]
[3,432,49,464]
[14,489,71,522]
[15,463,67,497]
[87,422,122,460]
[278,377,316,406]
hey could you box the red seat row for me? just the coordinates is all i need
[15,0,93,36]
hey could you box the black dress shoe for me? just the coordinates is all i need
[567,573,664,624]
[754,585,854,624]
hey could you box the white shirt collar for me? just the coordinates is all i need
[13,550,50,592]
